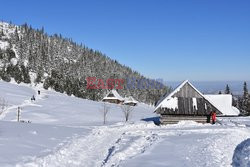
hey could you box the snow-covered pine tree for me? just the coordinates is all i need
[243,82,248,98]
[242,82,250,115]
[225,84,231,94]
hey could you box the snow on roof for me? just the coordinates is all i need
[124,96,138,104]
[154,80,188,111]
[204,94,240,116]
[103,90,124,101]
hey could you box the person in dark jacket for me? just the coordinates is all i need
[31,95,35,101]
[207,112,211,123]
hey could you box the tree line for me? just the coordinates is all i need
[221,82,250,115]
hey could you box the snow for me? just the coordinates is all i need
[232,138,250,167]
[124,96,138,104]
[193,97,197,109]
[103,89,124,101]
[0,41,9,50]
[0,80,250,166]
[29,72,37,83]
[161,97,178,110]
[23,59,29,67]
[124,124,250,167]
[10,58,18,66]
[154,80,189,111]
[0,121,87,166]
[205,95,240,116]
[0,81,154,126]
[0,21,19,39]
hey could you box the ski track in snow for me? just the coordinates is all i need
[16,122,250,167]
[186,128,250,167]
[17,123,160,167]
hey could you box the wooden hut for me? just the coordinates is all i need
[124,96,138,106]
[154,80,239,124]
[102,90,124,104]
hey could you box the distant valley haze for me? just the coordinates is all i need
[166,80,250,95]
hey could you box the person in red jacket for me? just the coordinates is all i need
[211,111,216,124]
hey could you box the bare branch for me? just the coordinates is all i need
[120,105,134,122]
[0,98,8,115]
[100,102,111,124]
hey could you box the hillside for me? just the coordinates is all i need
[0,80,156,166]
[0,21,169,104]
[0,80,155,125]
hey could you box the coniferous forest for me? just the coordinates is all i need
[0,22,170,104]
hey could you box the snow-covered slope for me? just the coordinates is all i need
[0,80,156,166]
[0,80,250,167]
[0,80,156,126]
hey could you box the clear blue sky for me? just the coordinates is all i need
[1,0,249,81]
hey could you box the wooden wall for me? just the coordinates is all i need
[158,82,218,116]
[173,82,202,98]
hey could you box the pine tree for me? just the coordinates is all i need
[243,81,248,98]
[14,27,19,41]
[225,84,231,94]
[0,28,4,37]
[21,65,31,83]
[242,82,250,115]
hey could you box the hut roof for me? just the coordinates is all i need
[204,95,240,116]
[103,90,124,101]
[154,80,239,116]
[124,96,138,104]
[154,80,203,111]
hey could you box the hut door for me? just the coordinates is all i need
[177,97,193,115]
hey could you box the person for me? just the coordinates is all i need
[38,90,40,95]
[31,95,36,101]
[211,111,216,124]
[207,112,211,123]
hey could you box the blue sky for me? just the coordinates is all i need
[1,0,249,81]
